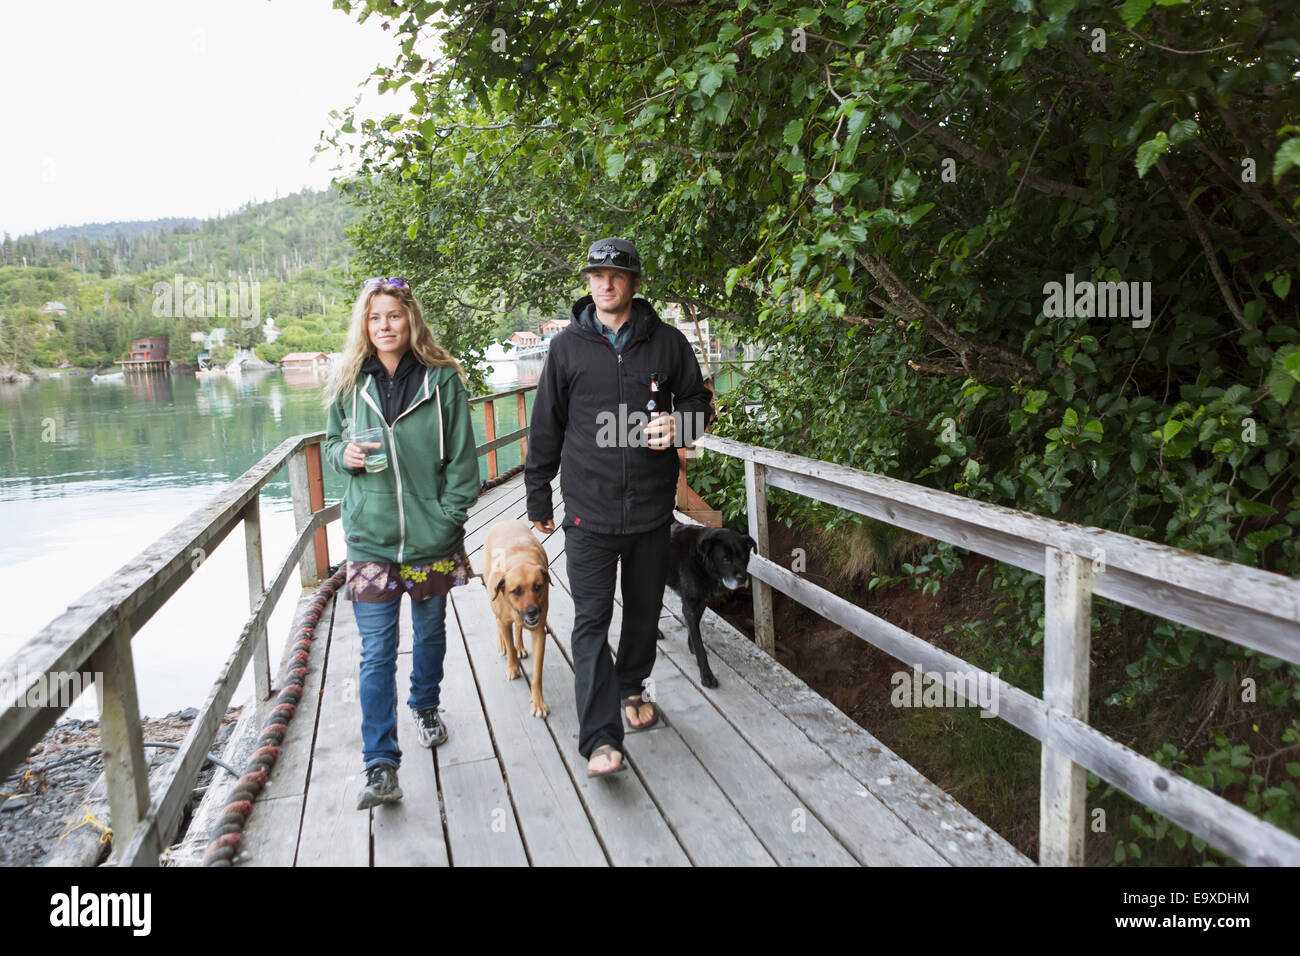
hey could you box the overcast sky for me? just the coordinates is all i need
[0,0,416,237]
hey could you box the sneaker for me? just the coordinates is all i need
[414,708,448,748]
[357,764,402,810]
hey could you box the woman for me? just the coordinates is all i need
[322,277,480,810]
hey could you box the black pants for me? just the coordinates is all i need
[564,519,671,758]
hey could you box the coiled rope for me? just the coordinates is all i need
[202,562,346,867]
[479,463,525,495]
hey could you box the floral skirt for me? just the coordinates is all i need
[343,546,473,603]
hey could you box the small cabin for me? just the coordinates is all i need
[281,352,330,369]
[509,330,541,347]
[540,318,571,339]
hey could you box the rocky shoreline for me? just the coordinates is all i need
[0,707,242,867]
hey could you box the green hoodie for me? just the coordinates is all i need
[323,361,480,563]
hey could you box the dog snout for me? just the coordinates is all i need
[523,605,541,624]
[724,575,748,590]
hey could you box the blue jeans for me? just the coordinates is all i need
[352,593,448,770]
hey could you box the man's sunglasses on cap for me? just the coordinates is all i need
[586,246,638,269]
[362,276,410,290]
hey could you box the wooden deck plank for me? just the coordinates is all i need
[553,547,948,866]
[593,593,777,866]
[372,644,450,867]
[555,547,855,866]
[451,580,608,866]
[297,593,372,866]
[521,526,691,866]
[657,585,1031,866]
[438,577,530,865]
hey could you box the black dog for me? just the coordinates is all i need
[657,520,757,688]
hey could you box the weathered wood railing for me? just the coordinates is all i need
[0,385,536,866]
[695,433,1300,867]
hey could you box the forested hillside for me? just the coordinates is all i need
[0,187,359,369]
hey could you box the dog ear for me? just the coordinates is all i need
[493,577,506,597]
[745,535,758,553]
[542,568,552,586]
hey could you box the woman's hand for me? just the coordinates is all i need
[343,441,380,469]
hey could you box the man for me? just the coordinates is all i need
[526,238,715,777]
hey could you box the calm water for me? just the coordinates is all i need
[0,360,539,719]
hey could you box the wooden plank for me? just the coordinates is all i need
[597,597,775,867]
[372,646,449,867]
[90,619,153,864]
[297,593,371,867]
[745,459,775,655]
[2,431,328,777]
[235,791,311,867]
[645,630,859,866]
[696,435,1300,661]
[243,496,271,702]
[439,758,529,866]
[1040,548,1092,867]
[660,583,1028,865]
[736,554,1300,866]
[531,549,691,867]
[289,447,321,586]
[438,577,529,865]
[553,548,940,866]
[452,580,607,866]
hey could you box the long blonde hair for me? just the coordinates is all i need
[321,281,468,408]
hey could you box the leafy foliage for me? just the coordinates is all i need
[330,0,1300,861]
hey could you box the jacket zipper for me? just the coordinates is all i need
[618,351,627,533]
[359,369,434,562]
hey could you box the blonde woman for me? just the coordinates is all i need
[322,277,480,810]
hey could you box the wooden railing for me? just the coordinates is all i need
[470,384,533,480]
[0,386,536,866]
[695,433,1300,867]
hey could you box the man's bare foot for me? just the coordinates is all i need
[587,744,623,775]
[623,698,656,728]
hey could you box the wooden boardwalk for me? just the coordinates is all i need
[201,472,1030,867]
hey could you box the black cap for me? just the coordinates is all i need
[580,237,641,275]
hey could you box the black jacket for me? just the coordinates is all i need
[526,295,716,534]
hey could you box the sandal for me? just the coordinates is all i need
[621,695,664,733]
[586,743,627,778]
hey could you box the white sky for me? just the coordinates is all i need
[0,0,417,237]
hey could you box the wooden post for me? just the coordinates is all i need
[306,442,329,575]
[484,399,498,479]
[90,620,154,864]
[1040,547,1093,866]
[744,459,775,655]
[243,497,271,701]
[516,390,529,463]
[288,448,319,587]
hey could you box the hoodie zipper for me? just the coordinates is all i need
[359,368,433,562]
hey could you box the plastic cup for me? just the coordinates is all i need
[353,426,388,473]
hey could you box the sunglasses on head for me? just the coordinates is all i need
[587,247,638,268]
[363,276,410,291]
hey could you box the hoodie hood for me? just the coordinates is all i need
[361,347,423,382]
[569,295,662,347]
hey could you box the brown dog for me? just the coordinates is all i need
[482,519,551,717]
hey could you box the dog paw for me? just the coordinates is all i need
[506,665,522,681]
[515,645,528,659]
[702,671,719,689]
[531,698,550,718]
